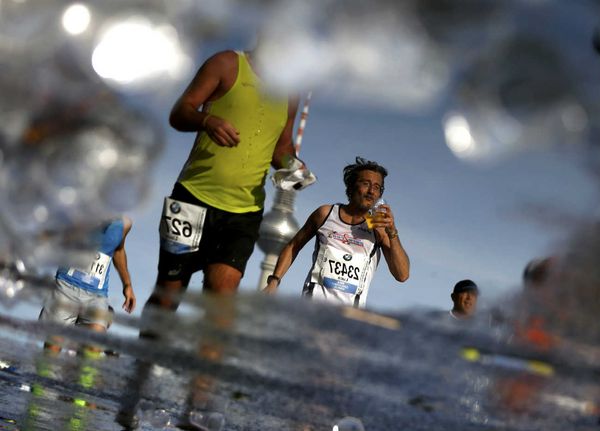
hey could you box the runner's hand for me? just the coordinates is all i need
[122,285,136,313]
[371,204,396,232]
[263,280,279,295]
[204,115,240,147]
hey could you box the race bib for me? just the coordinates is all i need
[319,248,367,295]
[159,197,207,254]
[67,251,111,290]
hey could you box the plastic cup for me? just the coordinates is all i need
[366,198,386,229]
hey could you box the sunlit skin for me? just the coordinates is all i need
[451,291,478,318]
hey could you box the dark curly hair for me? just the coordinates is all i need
[343,157,388,200]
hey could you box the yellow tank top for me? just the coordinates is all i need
[178,51,288,213]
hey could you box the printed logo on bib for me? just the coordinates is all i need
[328,231,365,247]
[67,252,111,291]
[159,197,207,254]
[170,201,181,214]
[319,248,367,295]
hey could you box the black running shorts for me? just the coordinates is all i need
[157,183,263,282]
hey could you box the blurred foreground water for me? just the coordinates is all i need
[0,292,599,430]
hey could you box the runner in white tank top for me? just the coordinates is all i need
[264,157,410,309]
[302,204,379,308]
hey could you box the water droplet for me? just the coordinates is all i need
[332,416,365,431]
[143,408,172,428]
[187,410,225,431]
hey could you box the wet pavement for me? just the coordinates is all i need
[0,293,599,430]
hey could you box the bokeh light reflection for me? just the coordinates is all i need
[61,3,91,36]
[443,113,476,159]
[444,35,592,162]
[255,2,448,111]
[91,14,191,87]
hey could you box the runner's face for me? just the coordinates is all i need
[453,291,478,316]
[351,170,383,211]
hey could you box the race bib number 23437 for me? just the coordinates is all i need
[319,247,366,295]
[159,197,207,254]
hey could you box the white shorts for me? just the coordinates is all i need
[39,279,111,329]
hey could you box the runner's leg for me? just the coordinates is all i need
[203,263,241,294]
[146,278,190,309]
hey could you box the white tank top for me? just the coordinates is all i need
[303,204,380,308]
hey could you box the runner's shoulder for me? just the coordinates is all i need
[204,50,239,69]
[309,205,333,225]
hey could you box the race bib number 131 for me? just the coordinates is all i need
[159,197,207,254]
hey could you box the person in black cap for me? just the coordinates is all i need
[450,279,479,319]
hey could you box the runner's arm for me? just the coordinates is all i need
[372,205,410,282]
[264,205,331,293]
[169,51,240,147]
[113,216,136,313]
[271,95,300,169]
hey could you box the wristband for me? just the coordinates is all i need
[387,228,398,240]
[267,274,281,286]
[202,114,212,128]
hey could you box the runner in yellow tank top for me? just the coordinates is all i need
[178,51,288,213]
[141,48,310,307]
[123,49,312,429]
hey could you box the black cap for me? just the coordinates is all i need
[453,279,479,295]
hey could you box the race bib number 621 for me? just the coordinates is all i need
[159,197,207,254]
